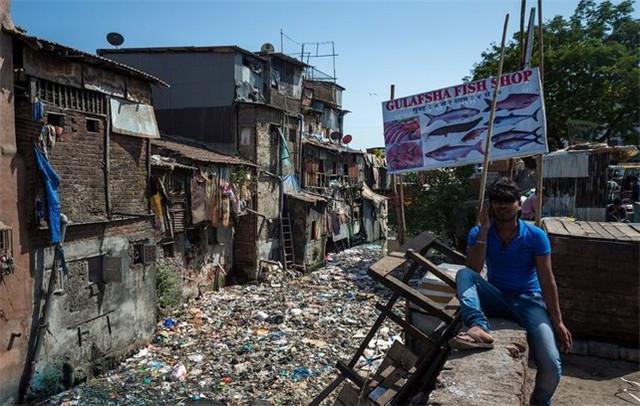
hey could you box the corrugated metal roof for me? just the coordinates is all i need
[258,52,309,67]
[284,191,327,204]
[97,45,267,62]
[5,28,168,86]
[303,138,365,155]
[543,218,640,242]
[152,138,256,166]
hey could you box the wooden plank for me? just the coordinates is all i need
[629,224,640,234]
[375,303,435,346]
[310,374,346,406]
[399,231,437,253]
[543,218,569,236]
[406,250,457,289]
[588,222,617,240]
[374,274,454,322]
[575,222,601,239]
[599,222,630,241]
[369,255,406,278]
[561,220,590,238]
[431,240,466,265]
[613,223,640,241]
[334,383,373,406]
[336,360,367,388]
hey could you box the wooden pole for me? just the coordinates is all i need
[519,0,526,66]
[477,14,510,221]
[389,84,407,245]
[535,0,545,227]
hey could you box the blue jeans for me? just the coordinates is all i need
[456,268,562,406]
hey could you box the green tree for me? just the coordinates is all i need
[470,0,639,148]
[403,166,476,249]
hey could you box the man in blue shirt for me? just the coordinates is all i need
[450,178,572,406]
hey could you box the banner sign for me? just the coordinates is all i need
[381,68,548,174]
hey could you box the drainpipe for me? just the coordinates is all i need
[298,114,304,182]
[105,97,111,218]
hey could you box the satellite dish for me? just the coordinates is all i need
[330,131,342,141]
[342,134,353,144]
[260,43,275,54]
[106,32,125,47]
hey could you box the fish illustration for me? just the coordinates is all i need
[485,107,540,127]
[425,139,484,162]
[424,106,480,127]
[387,140,423,169]
[461,126,487,142]
[494,134,544,151]
[492,127,542,144]
[427,117,483,138]
[384,118,421,144]
[485,93,538,112]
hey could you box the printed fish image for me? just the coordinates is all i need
[492,127,542,144]
[425,139,484,162]
[424,106,481,127]
[461,126,487,142]
[485,93,538,112]
[387,140,424,170]
[427,117,483,138]
[485,107,540,127]
[384,118,421,144]
[494,134,544,151]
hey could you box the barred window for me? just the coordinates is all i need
[35,78,107,115]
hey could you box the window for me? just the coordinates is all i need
[47,113,65,127]
[207,227,218,246]
[311,221,318,241]
[35,78,106,115]
[86,118,100,133]
[162,242,175,258]
[289,128,297,143]
[87,255,103,283]
[133,243,144,265]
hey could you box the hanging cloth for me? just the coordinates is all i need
[190,170,207,224]
[33,146,61,244]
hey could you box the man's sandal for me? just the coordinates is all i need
[448,330,495,350]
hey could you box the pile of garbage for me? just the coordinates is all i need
[44,243,403,405]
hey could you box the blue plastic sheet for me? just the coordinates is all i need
[33,146,61,244]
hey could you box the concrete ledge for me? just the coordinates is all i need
[428,319,530,405]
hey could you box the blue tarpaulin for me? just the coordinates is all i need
[33,146,61,244]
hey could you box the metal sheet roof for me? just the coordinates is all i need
[152,138,256,167]
[97,45,267,62]
[284,191,327,204]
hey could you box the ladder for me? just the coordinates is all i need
[281,214,296,271]
[310,232,467,405]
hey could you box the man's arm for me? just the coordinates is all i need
[465,209,490,273]
[535,255,573,353]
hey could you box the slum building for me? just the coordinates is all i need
[150,136,256,294]
[0,28,166,403]
[98,45,309,278]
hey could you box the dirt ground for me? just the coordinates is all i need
[548,354,640,406]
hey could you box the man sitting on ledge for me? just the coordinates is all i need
[449,177,572,406]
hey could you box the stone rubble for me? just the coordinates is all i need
[43,243,403,405]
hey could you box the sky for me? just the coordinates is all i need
[11,0,592,150]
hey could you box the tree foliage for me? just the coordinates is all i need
[470,0,639,147]
[403,166,476,249]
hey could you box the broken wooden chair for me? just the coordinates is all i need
[310,232,467,406]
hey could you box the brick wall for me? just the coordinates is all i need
[110,134,148,215]
[15,98,150,228]
[16,99,107,224]
[550,235,639,347]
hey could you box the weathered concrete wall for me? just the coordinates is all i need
[428,319,531,405]
[0,28,34,406]
[29,220,156,399]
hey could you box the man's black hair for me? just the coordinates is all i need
[487,177,520,203]
[613,198,622,205]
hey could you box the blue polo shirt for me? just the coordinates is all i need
[468,220,551,294]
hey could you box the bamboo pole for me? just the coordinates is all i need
[389,84,407,245]
[535,0,545,227]
[477,14,510,221]
[519,0,526,66]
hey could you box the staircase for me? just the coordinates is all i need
[281,215,296,271]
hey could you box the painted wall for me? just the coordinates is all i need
[0,29,34,406]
